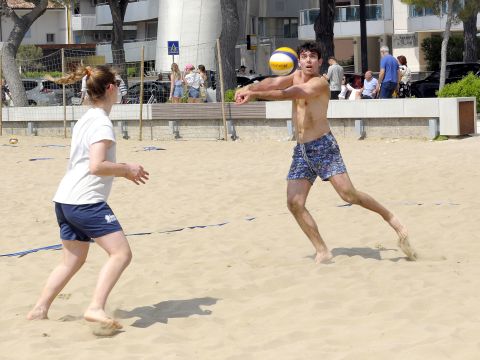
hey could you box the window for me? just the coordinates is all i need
[22,81,38,91]
[46,33,55,43]
[146,21,158,39]
[258,17,298,38]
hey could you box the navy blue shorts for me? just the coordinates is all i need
[287,132,347,184]
[54,202,123,242]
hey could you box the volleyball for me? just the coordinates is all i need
[9,137,18,145]
[269,47,298,76]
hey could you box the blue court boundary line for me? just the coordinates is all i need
[0,218,256,258]
[0,200,460,258]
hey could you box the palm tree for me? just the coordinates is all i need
[314,0,335,74]
[216,0,239,101]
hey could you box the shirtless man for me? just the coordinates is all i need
[235,42,416,263]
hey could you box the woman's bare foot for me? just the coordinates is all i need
[315,249,333,264]
[84,308,122,329]
[398,235,417,261]
[27,306,48,320]
[387,215,417,261]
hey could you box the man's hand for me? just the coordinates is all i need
[235,89,254,104]
[235,85,255,104]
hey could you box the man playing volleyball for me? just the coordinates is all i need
[235,42,416,263]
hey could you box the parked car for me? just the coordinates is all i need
[410,62,480,98]
[124,81,170,104]
[240,75,278,87]
[21,78,76,106]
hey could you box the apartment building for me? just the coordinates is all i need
[299,0,480,72]
[0,0,67,46]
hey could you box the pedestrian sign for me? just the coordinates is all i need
[168,41,179,55]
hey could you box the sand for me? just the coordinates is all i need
[1,134,480,360]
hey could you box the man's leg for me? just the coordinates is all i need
[329,172,417,260]
[380,81,395,99]
[287,179,333,263]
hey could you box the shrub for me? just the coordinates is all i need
[224,89,236,102]
[127,66,138,78]
[438,73,480,112]
[22,71,63,79]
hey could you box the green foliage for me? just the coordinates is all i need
[421,35,478,70]
[22,71,63,79]
[127,66,138,78]
[16,45,44,72]
[438,73,480,112]
[224,89,236,102]
[433,135,449,141]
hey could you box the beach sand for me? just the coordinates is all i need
[1,134,480,359]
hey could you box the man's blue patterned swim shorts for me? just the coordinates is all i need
[287,132,347,184]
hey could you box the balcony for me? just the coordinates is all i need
[407,12,480,33]
[72,15,111,31]
[96,39,157,63]
[96,0,159,25]
[298,5,393,40]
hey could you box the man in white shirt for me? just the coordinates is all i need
[360,71,378,99]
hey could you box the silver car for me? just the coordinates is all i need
[22,79,75,106]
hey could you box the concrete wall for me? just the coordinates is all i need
[1,99,476,140]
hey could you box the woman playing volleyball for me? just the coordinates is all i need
[27,65,149,329]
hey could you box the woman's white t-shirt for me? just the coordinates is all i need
[53,107,116,205]
[185,72,203,89]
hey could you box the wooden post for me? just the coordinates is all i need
[139,46,144,141]
[0,48,3,137]
[216,38,228,141]
[61,48,67,138]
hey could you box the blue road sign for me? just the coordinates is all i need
[168,41,179,55]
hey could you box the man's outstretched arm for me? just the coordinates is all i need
[235,73,295,101]
[236,77,327,104]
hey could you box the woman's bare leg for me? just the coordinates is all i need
[27,240,89,320]
[83,231,132,329]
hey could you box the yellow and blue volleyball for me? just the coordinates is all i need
[269,47,298,76]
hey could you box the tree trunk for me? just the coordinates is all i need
[216,0,239,101]
[108,0,128,88]
[1,0,48,106]
[314,0,335,74]
[439,0,454,91]
[462,11,478,62]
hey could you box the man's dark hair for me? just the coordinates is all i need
[328,56,336,61]
[296,42,322,59]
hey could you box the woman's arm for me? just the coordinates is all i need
[89,140,149,185]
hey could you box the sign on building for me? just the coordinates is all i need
[393,33,418,49]
[168,41,180,55]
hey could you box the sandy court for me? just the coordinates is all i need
[1,133,480,359]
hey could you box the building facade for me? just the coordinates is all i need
[299,0,480,72]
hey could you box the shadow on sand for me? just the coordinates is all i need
[331,247,404,261]
[114,297,219,328]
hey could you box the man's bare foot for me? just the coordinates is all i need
[315,249,333,264]
[387,215,417,261]
[84,308,122,330]
[27,306,48,320]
